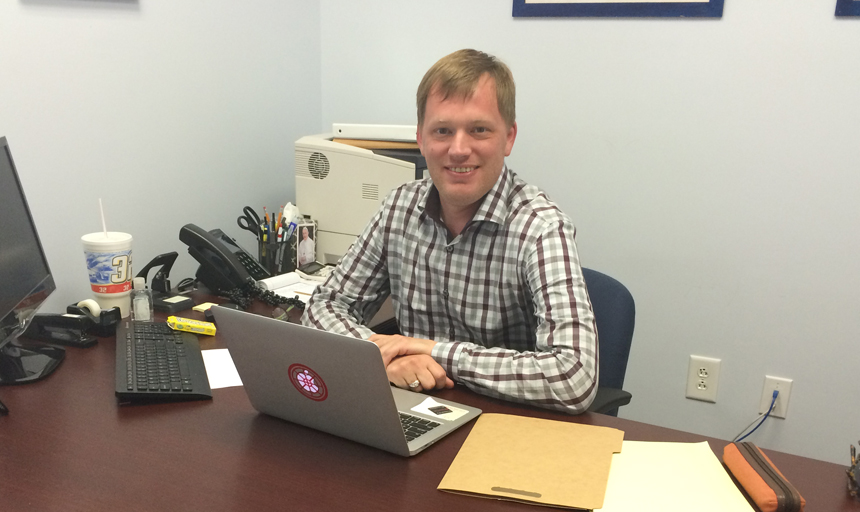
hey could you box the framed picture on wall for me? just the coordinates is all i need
[512,0,724,18]
[835,0,860,16]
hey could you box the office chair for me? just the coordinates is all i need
[582,268,636,417]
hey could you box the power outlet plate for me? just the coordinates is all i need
[685,355,721,403]
[759,376,792,419]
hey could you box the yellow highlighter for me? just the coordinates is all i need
[167,316,216,336]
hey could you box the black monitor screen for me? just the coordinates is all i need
[0,137,63,386]
[0,142,53,322]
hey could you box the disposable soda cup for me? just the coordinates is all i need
[81,232,133,318]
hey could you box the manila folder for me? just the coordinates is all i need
[438,413,624,510]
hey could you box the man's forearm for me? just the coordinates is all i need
[303,290,377,339]
[431,340,598,414]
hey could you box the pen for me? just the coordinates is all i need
[260,223,268,258]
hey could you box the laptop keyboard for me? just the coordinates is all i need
[399,412,441,442]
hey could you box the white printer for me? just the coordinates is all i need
[294,126,426,264]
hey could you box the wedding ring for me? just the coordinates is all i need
[408,380,420,389]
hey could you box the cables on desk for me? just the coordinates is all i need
[733,390,779,443]
[179,278,305,312]
[222,280,306,312]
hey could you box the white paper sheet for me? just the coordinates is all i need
[201,348,243,389]
[596,441,754,512]
[257,272,319,304]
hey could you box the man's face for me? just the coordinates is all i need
[302,228,309,240]
[417,74,517,214]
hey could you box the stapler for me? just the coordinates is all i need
[24,298,121,347]
[22,302,117,348]
[136,252,195,313]
[22,314,96,347]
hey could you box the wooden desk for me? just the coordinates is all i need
[1,306,857,512]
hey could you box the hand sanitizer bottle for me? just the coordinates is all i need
[131,277,153,322]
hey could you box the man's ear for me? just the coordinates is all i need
[416,126,425,156]
[504,122,518,157]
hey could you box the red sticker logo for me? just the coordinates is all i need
[288,364,328,402]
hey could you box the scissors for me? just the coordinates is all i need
[237,206,263,239]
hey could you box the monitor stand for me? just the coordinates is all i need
[0,337,65,385]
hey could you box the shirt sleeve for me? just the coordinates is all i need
[301,200,391,339]
[430,220,599,415]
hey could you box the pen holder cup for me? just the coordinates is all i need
[258,239,281,276]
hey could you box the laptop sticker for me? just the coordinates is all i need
[288,363,328,401]
[429,405,453,415]
[412,397,469,421]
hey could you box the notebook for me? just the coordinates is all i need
[211,305,482,456]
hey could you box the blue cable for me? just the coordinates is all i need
[735,390,779,443]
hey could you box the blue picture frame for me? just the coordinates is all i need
[835,0,860,16]
[512,0,724,18]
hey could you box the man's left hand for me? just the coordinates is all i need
[368,334,436,366]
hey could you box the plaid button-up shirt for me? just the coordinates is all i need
[303,166,598,414]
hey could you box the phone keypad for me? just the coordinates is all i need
[237,252,269,280]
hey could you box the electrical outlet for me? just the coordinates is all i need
[759,376,792,419]
[685,355,721,403]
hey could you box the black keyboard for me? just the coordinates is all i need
[115,321,212,403]
[399,412,441,442]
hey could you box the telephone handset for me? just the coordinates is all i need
[179,223,270,294]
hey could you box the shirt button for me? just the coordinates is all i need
[442,290,449,299]
[446,246,454,253]
[449,327,455,338]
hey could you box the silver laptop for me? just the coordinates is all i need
[212,306,481,457]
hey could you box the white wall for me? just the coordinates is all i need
[320,0,860,464]
[0,0,321,312]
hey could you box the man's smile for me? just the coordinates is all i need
[448,166,476,174]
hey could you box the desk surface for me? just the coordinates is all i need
[1,302,857,512]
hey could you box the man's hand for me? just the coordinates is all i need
[384,354,454,392]
[368,334,451,392]
[368,334,436,366]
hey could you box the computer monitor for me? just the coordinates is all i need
[0,136,65,385]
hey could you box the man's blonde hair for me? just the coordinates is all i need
[416,49,516,129]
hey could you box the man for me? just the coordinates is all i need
[303,49,598,414]
[297,226,315,267]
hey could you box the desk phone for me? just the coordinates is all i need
[179,223,270,293]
